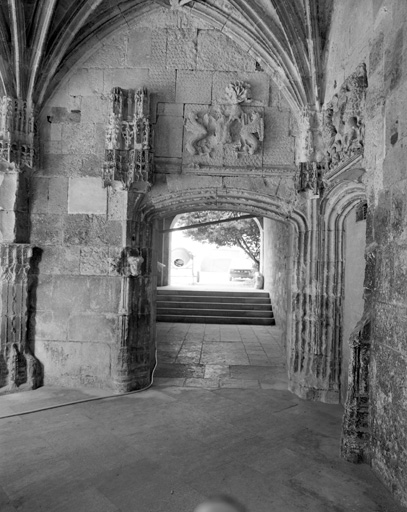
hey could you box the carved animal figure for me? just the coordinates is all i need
[236,112,264,156]
[185,112,210,156]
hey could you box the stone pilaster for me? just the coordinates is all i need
[0,243,42,391]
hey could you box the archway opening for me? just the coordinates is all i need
[150,200,296,389]
[159,210,262,290]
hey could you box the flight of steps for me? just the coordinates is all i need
[156,289,275,325]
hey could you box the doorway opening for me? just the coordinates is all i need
[157,210,263,290]
[153,209,292,389]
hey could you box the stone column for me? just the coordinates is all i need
[112,220,157,392]
[0,96,39,393]
[101,87,156,391]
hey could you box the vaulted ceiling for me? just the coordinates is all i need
[0,0,333,112]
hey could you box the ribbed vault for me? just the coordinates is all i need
[0,0,333,112]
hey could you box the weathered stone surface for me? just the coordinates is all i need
[384,28,404,93]
[154,114,184,158]
[127,28,152,67]
[263,108,295,166]
[68,178,107,215]
[62,123,96,155]
[40,246,80,275]
[167,28,197,70]
[84,32,128,69]
[68,68,104,96]
[63,215,122,246]
[31,177,68,215]
[103,68,149,93]
[150,29,167,68]
[147,69,176,102]
[197,30,256,72]
[89,276,122,313]
[107,187,127,221]
[175,70,212,104]
[68,313,117,343]
[31,214,63,245]
[0,172,18,211]
[39,154,82,177]
[369,32,384,76]
[35,340,112,388]
[79,247,109,275]
[35,309,69,341]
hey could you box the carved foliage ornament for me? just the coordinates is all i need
[0,97,35,170]
[323,63,367,170]
[185,81,264,159]
[103,88,152,190]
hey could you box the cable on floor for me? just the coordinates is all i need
[0,349,158,420]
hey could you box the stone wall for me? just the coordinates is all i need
[263,218,291,341]
[32,8,296,389]
[326,0,407,505]
[342,206,366,404]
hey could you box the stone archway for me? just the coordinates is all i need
[116,185,308,391]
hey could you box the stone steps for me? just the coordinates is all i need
[157,288,275,325]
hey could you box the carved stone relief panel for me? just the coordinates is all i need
[184,81,265,162]
[323,64,367,171]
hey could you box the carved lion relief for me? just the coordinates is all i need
[184,81,264,159]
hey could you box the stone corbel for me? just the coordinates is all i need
[110,247,145,277]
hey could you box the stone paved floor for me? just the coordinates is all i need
[155,323,287,389]
[0,385,405,512]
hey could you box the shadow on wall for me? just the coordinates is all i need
[25,247,44,389]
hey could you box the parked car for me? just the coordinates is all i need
[229,267,255,281]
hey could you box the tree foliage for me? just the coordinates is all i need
[176,211,260,267]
